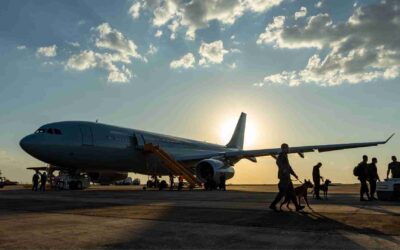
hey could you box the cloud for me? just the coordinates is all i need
[66,50,133,83]
[16,45,26,50]
[66,50,97,71]
[36,45,57,57]
[228,62,237,69]
[107,65,132,83]
[168,20,179,40]
[65,23,141,83]
[294,6,307,20]
[170,53,195,69]
[139,0,282,40]
[155,30,163,37]
[199,40,228,65]
[315,1,323,8]
[147,44,158,55]
[67,41,80,47]
[129,2,142,19]
[95,23,142,62]
[257,0,400,86]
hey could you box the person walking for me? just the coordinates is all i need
[32,170,40,191]
[269,143,304,212]
[367,157,380,200]
[387,156,400,179]
[40,172,47,192]
[312,162,323,200]
[169,174,174,190]
[356,155,370,201]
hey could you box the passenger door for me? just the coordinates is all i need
[133,133,145,149]
[79,125,94,146]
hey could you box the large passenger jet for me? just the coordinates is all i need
[20,113,393,185]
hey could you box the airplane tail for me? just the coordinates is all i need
[226,112,246,149]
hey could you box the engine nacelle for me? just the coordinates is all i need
[87,171,128,185]
[195,159,234,184]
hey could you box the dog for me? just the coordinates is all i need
[280,179,314,210]
[320,179,331,199]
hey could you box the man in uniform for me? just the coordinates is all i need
[269,143,304,212]
[32,170,40,191]
[367,157,380,200]
[169,174,174,190]
[312,162,323,200]
[357,155,370,201]
[387,156,400,179]
[40,171,47,192]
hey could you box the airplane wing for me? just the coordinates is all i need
[175,134,394,162]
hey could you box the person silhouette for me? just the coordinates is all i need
[40,172,47,192]
[312,162,323,200]
[357,155,370,201]
[367,157,380,200]
[32,170,40,191]
[387,156,400,179]
[269,143,304,212]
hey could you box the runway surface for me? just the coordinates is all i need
[1,184,400,249]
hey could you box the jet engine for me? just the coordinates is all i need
[87,171,128,185]
[195,159,234,184]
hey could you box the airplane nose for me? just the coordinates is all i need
[19,135,34,153]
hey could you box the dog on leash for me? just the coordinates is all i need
[320,179,331,199]
[280,180,314,210]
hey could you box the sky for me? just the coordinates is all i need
[0,0,399,184]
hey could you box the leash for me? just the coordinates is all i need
[291,178,303,184]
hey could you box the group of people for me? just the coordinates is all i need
[268,143,400,212]
[32,170,47,192]
[169,174,184,191]
[355,155,400,201]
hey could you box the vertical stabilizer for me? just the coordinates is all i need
[226,112,246,149]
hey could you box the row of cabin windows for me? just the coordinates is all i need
[106,135,129,142]
[35,128,62,135]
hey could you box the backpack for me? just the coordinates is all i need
[353,165,361,177]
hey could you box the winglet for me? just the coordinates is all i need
[385,133,395,143]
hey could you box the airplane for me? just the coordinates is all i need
[19,112,394,188]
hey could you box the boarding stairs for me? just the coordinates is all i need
[143,143,202,188]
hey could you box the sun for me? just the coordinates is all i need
[219,117,257,148]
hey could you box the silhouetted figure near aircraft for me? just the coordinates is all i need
[40,172,47,192]
[219,173,226,191]
[354,155,370,201]
[367,157,380,200]
[177,176,184,191]
[269,143,304,212]
[387,156,400,179]
[32,170,40,191]
[312,162,323,200]
[169,174,174,190]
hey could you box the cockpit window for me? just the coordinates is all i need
[35,128,62,135]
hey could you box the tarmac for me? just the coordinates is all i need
[1,184,400,249]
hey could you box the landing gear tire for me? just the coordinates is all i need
[56,181,64,190]
[159,180,167,190]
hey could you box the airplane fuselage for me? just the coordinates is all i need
[20,121,236,175]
